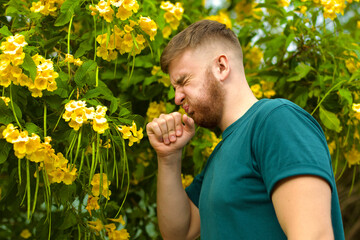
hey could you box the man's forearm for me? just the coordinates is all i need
[157,153,191,240]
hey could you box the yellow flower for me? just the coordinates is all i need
[146,101,166,122]
[20,229,32,239]
[118,125,132,139]
[105,223,117,233]
[181,174,194,189]
[116,5,133,20]
[251,83,261,93]
[358,21,360,29]
[91,173,111,199]
[346,145,360,167]
[2,124,20,143]
[85,195,100,216]
[108,228,130,240]
[49,168,65,183]
[278,0,290,7]
[88,219,104,235]
[162,25,172,39]
[123,0,139,12]
[205,11,232,29]
[138,16,157,41]
[353,103,360,112]
[0,96,10,106]
[328,141,336,155]
[62,166,77,185]
[108,215,126,225]
[299,6,307,15]
[151,66,161,76]
[30,1,44,13]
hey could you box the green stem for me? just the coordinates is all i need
[115,137,129,218]
[95,66,99,87]
[18,158,22,185]
[311,80,346,115]
[72,128,82,168]
[68,15,74,82]
[32,166,40,214]
[26,160,31,219]
[78,149,85,177]
[349,166,356,196]
[10,84,22,129]
[44,102,47,138]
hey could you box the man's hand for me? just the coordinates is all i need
[146,112,195,159]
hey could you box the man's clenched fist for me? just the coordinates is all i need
[146,112,195,159]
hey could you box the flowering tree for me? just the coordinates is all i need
[0,0,359,239]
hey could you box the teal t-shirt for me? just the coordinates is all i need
[185,98,345,240]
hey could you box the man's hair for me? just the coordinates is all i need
[160,19,242,73]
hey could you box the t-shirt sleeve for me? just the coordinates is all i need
[185,170,205,208]
[253,103,334,197]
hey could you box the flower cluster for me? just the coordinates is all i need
[244,45,263,69]
[151,65,171,87]
[0,36,59,98]
[30,54,59,97]
[90,0,157,60]
[181,174,194,189]
[205,11,232,29]
[2,124,77,185]
[90,0,139,23]
[346,144,360,167]
[91,173,111,199]
[160,1,184,38]
[96,22,149,61]
[0,96,10,106]
[63,100,109,134]
[20,229,32,239]
[30,0,65,16]
[117,121,144,146]
[64,54,83,66]
[313,0,357,20]
[235,0,262,22]
[88,216,130,239]
[251,81,276,99]
[85,195,100,216]
[146,101,167,122]
[278,0,290,7]
[344,50,360,74]
[352,103,360,120]
[0,34,27,88]
[202,132,221,158]
[136,148,153,167]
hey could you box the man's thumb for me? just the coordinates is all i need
[182,114,195,132]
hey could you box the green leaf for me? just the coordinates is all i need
[54,0,80,26]
[74,40,93,58]
[22,54,37,80]
[338,89,353,105]
[319,106,342,133]
[0,140,12,164]
[287,63,313,82]
[25,122,43,136]
[58,211,77,230]
[0,26,12,37]
[74,60,97,87]
[0,101,15,125]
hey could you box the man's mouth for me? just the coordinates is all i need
[183,105,189,114]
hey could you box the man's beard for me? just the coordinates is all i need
[189,68,225,129]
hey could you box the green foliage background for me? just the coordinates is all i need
[0,0,360,239]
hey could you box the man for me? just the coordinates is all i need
[146,20,345,240]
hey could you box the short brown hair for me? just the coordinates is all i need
[160,19,242,73]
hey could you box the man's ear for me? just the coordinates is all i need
[213,54,230,82]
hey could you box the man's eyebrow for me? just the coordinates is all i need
[174,74,189,86]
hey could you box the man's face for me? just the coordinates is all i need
[169,50,225,129]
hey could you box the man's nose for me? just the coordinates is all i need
[174,88,185,105]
